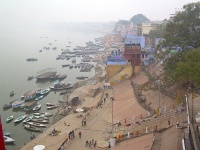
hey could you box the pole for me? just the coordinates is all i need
[185,95,190,132]
[192,92,194,123]
[112,97,113,133]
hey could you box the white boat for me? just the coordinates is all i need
[24,124,43,132]
[40,88,51,95]
[33,104,42,111]
[4,136,15,143]
[46,103,57,106]
[6,116,14,122]
[47,104,59,110]
[26,122,47,128]
[31,118,49,124]
[33,116,49,120]
[33,112,53,117]
[23,116,33,123]
[35,95,44,101]
[41,112,53,117]
[14,115,26,123]
[58,74,67,80]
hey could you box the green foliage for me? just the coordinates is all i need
[164,48,200,86]
[130,14,150,25]
[158,2,200,53]
[149,23,166,39]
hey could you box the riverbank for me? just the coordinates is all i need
[51,62,106,124]
[20,59,107,149]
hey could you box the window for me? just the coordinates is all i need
[142,54,144,58]
[137,54,140,58]
[132,54,134,58]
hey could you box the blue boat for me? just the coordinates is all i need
[35,95,44,101]
[14,115,26,123]
[23,116,33,123]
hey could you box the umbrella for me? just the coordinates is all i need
[33,145,45,150]
[76,108,84,113]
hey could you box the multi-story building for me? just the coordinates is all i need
[137,23,158,36]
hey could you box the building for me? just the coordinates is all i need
[124,34,144,66]
[106,57,128,80]
[137,23,158,36]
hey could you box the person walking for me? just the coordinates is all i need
[79,131,82,138]
[94,141,97,148]
[72,130,75,139]
[82,119,84,126]
[84,120,86,126]
[89,141,91,147]
[85,141,89,147]
[168,120,170,126]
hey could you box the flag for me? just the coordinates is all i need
[0,115,5,150]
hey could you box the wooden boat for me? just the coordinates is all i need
[59,90,71,95]
[35,95,44,101]
[47,104,59,110]
[27,76,34,81]
[24,124,43,132]
[6,116,14,122]
[41,112,53,117]
[69,65,73,69]
[14,115,26,123]
[33,104,42,111]
[12,100,24,109]
[76,76,89,80]
[3,100,17,109]
[35,88,43,96]
[40,88,51,95]
[4,136,15,143]
[33,113,41,116]
[23,101,37,111]
[31,118,49,124]
[49,74,60,80]
[50,82,73,90]
[10,91,14,97]
[26,122,47,128]
[35,68,57,80]
[58,74,67,80]
[46,103,56,106]
[62,64,70,67]
[33,116,49,120]
[23,116,33,123]
[33,112,53,117]
[3,131,11,136]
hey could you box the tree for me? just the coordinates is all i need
[164,47,200,87]
[149,23,166,45]
[158,2,200,53]
[130,14,150,25]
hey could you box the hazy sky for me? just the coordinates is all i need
[0,0,198,25]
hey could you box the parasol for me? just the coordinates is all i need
[33,145,45,150]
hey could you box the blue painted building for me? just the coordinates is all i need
[125,34,146,48]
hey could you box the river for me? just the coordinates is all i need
[0,23,103,150]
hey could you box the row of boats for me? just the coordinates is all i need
[29,74,67,81]
[4,112,54,144]
[4,82,72,110]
